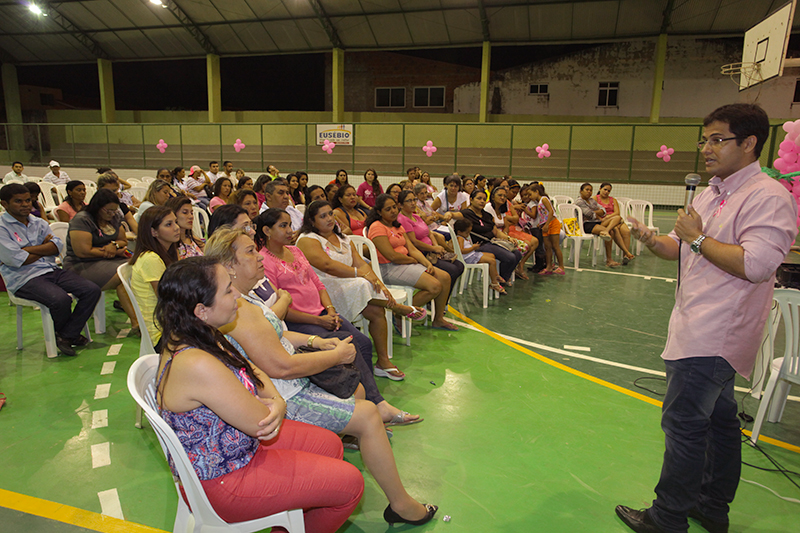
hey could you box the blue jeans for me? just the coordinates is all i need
[650,357,741,532]
[479,242,522,281]
[14,269,102,340]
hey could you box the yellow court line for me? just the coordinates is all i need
[0,488,168,533]
[448,307,800,455]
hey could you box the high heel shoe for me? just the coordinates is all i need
[383,503,438,526]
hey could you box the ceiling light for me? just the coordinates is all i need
[29,4,43,15]
[149,0,164,6]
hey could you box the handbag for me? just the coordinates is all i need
[296,346,361,398]
[490,238,516,251]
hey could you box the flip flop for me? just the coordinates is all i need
[404,306,427,322]
[432,322,459,331]
[600,232,613,242]
[385,411,424,427]
[490,283,507,294]
[374,366,405,381]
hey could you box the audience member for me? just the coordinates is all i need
[574,182,624,267]
[325,183,340,203]
[206,161,220,184]
[0,183,101,357]
[385,183,402,202]
[296,171,309,200]
[54,180,86,222]
[431,175,469,216]
[419,171,436,194]
[43,160,70,185]
[329,169,349,187]
[23,182,48,221]
[460,189,522,284]
[529,184,564,275]
[4,161,27,183]
[135,179,175,222]
[596,182,635,264]
[207,204,253,238]
[305,185,326,204]
[220,160,234,181]
[237,176,254,191]
[166,196,204,259]
[287,173,303,205]
[253,174,271,207]
[259,180,303,232]
[333,184,369,236]
[356,168,382,209]
[454,218,505,293]
[231,189,259,221]
[485,186,533,279]
[97,173,139,234]
[209,176,232,213]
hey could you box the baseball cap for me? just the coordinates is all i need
[49,160,60,167]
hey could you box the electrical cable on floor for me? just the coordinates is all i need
[740,478,800,504]
[633,376,665,395]
[739,431,800,496]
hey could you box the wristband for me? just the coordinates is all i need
[325,305,335,310]
[307,335,317,348]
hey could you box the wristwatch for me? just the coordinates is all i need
[690,234,707,255]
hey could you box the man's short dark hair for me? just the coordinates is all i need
[209,161,219,167]
[11,161,23,167]
[222,161,231,166]
[263,180,288,196]
[1,183,29,202]
[703,103,769,158]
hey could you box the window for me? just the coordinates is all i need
[793,79,800,103]
[375,87,406,108]
[40,93,55,106]
[413,87,445,108]
[598,82,619,107]
[529,84,549,95]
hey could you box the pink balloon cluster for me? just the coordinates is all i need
[773,120,800,174]
[233,139,246,153]
[535,143,551,159]
[423,140,437,157]
[156,139,168,154]
[322,139,335,154]
[777,176,800,227]
[657,145,674,162]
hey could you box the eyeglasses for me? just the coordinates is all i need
[697,137,740,150]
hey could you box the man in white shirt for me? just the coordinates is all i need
[206,161,220,184]
[259,179,303,232]
[3,161,27,183]
[221,160,234,180]
[42,160,70,185]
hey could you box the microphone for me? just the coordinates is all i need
[684,173,701,211]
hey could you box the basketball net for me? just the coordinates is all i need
[720,62,763,89]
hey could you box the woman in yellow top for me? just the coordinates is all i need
[129,206,181,343]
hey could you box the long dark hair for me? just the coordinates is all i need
[287,173,303,205]
[334,169,348,185]
[64,180,86,211]
[165,196,203,247]
[130,206,178,267]
[154,257,262,389]
[213,177,232,198]
[365,193,400,230]
[332,184,355,210]
[489,186,509,214]
[364,168,381,197]
[253,208,289,249]
[86,188,120,220]
[300,200,343,238]
[207,204,247,238]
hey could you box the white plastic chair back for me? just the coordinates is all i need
[552,195,573,206]
[192,206,210,239]
[126,179,144,187]
[141,177,155,186]
[5,177,24,184]
[130,187,147,201]
[750,289,800,445]
[127,355,305,533]
[447,223,492,308]
[26,176,43,183]
[50,222,69,261]
[39,185,60,213]
[295,203,306,214]
[615,196,632,219]
[117,263,156,358]
[557,204,597,269]
[627,199,659,254]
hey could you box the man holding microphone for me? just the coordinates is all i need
[616,103,797,533]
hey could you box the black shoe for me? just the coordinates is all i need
[72,334,90,346]
[688,507,728,533]
[615,506,668,533]
[55,337,77,357]
[383,503,438,526]
[113,300,123,311]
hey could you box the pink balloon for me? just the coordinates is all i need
[422,141,437,157]
[542,143,549,150]
[538,152,545,159]
[784,121,795,133]
[156,139,168,153]
[426,140,434,147]
[662,154,671,162]
[785,152,799,164]
[780,140,795,151]
[233,138,246,153]
[666,148,674,155]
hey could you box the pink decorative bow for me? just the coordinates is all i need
[656,145,674,162]
[422,140,437,157]
[233,139,246,153]
[535,143,551,159]
[156,139,168,153]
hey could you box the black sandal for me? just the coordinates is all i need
[384,504,438,526]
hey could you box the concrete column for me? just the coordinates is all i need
[1,63,24,151]
[649,34,668,124]
[207,53,222,123]
[479,41,491,123]
[332,48,345,123]
[97,58,116,124]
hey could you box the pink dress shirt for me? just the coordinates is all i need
[662,161,798,378]
[259,245,327,316]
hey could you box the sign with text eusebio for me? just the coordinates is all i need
[316,124,353,145]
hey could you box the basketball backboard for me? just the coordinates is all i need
[732,0,796,91]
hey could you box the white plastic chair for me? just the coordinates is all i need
[350,235,412,347]
[552,195,573,206]
[141,177,156,186]
[447,223,493,308]
[127,355,306,533]
[750,289,800,445]
[126,178,144,187]
[192,206,210,239]
[627,200,659,255]
[55,184,67,203]
[615,196,632,222]
[295,203,306,214]
[2,272,98,359]
[84,182,96,202]
[130,187,147,201]
[557,204,598,269]
[39,186,60,214]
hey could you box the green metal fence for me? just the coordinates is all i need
[0,121,779,184]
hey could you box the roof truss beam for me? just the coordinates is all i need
[167,0,219,55]
[308,0,343,49]
[43,4,112,59]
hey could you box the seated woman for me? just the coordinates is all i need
[329,169,349,187]
[231,188,260,221]
[253,174,271,209]
[237,175,254,192]
[324,183,339,204]
[367,194,459,331]
[430,175,469,219]
[23,182,49,221]
[528,184,565,275]
[129,206,180,342]
[287,173,304,206]
[385,183,402,202]
[209,176,232,213]
[461,176,475,196]
[297,201,428,381]
[183,166,211,210]
[135,179,175,222]
[305,185,326,204]
[154,256,365,533]
[484,186,535,280]
[595,182,635,264]
[396,190,464,298]
[54,180,86,222]
[254,208,422,425]
[203,230,437,527]
[332,185,369,236]
[419,171,436,194]
[356,168,382,209]
[97,173,138,234]
[412,183,452,244]
[459,189,522,285]
[574,182,625,268]
[64,188,139,334]
[207,204,254,239]
[166,197,204,259]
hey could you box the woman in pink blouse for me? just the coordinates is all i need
[356,168,383,209]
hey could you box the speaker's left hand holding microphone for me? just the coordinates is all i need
[674,206,703,244]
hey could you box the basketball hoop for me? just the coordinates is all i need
[721,62,763,88]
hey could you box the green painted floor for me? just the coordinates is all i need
[1,210,798,532]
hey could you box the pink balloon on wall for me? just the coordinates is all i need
[156,139,168,153]
[233,139,246,152]
[422,140,437,157]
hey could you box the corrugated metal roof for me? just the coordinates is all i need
[0,0,796,64]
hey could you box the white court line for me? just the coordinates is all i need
[448,319,800,402]
[116,328,130,338]
[569,266,675,282]
[91,442,111,468]
[91,409,108,429]
[97,488,124,520]
[100,361,116,375]
[564,345,591,352]
[106,343,123,356]
[94,383,111,399]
